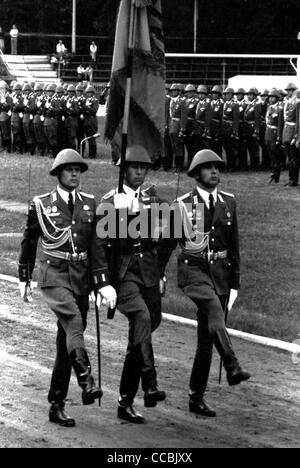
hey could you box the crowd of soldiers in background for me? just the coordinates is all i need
[163,82,300,186]
[0,81,99,159]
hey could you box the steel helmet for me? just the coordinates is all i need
[46,83,56,92]
[63,83,69,91]
[187,149,225,177]
[34,83,43,92]
[278,89,286,96]
[260,89,269,97]
[211,85,223,95]
[224,87,234,94]
[165,83,171,90]
[197,84,208,94]
[85,85,95,94]
[234,88,246,95]
[56,85,64,94]
[22,83,31,92]
[76,83,84,92]
[116,145,152,167]
[268,89,281,99]
[13,82,22,91]
[184,84,196,93]
[169,83,182,92]
[247,87,259,95]
[285,82,297,91]
[50,149,88,176]
[67,84,76,93]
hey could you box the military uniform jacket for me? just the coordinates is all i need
[265,103,283,142]
[194,98,211,135]
[10,93,24,124]
[83,96,99,127]
[0,93,12,122]
[43,95,60,126]
[18,189,104,296]
[31,94,46,124]
[244,99,261,137]
[182,96,199,135]
[65,96,79,127]
[170,188,240,296]
[22,93,34,124]
[93,187,170,291]
[208,99,223,138]
[222,99,239,136]
[236,99,247,138]
[167,96,186,134]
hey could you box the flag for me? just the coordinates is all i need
[105,0,166,162]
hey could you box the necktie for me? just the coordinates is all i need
[68,192,74,215]
[209,193,215,219]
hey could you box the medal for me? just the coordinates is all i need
[46,206,51,214]
[52,206,57,213]
[83,205,90,211]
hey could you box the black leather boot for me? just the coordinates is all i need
[214,329,251,386]
[49,402,75,427]
[70,348,103,405]
[144,386,166,407]
[189,394,216,417]
[117,396,145,424]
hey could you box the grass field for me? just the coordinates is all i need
[0,148,299,342]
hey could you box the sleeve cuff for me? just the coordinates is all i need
[93,269,110,289]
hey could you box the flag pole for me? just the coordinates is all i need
[118,0,137,193]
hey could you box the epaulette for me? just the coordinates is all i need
[220,190,235,198]
[36,192,51,199]
[176,192,191,202]
[142,185,157,197]
[102,189,116,201]
[80,191,95,199]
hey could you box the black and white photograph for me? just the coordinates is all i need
[0,0,299,452]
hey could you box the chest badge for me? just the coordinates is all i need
[52,206,58,213]
[83,205,90,211]
[46,206,51,214]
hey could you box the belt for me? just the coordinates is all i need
[196,120,205,123]
[187,117,194,120]
[285,121,296,127]
[267,124,277,130]
[183,250,227,262]
[44,250,88,262]
[171,117,180,121]
[119,242,155,257]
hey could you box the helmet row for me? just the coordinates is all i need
[167,83,298,96]
[11,82,96,94]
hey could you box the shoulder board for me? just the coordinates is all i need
[142,185,157,197]
[176,192,191,202]
[102,189,116,201]
[80,191,94,199]
[220,190,235,198]
[36,192,51,199]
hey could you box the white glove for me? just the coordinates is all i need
[113,193,131,209]
[7,110,12,117]
[19,281,32,302]
[80,114,84,120]
[228,289,238,311]
[99,285,117,310]
[66,101,71,109]
[36,101,41,108]
[45,101,51,109]
[19,112,23,118]
[159,277,167,297]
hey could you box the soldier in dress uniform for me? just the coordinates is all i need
[167,83,186,173]
[207,85,223,158]
[55,85,67,152]
[76,83,86,155]
[10,82,25,153]
[82,85,99,159]
[65,85,80,150]
[94,145,168,424]
[283,83,299,186]
[43,84,59,158]
[163,83,174,171]
[18,149,107,427]
[21,83,36,155]
[259,90,270,170]
[221,87,239,170]
[31,83,46,156]
[265,89,284,183]
[181,84,199,167]
[194,84,211,153]
[244,87,261,170]
[168,149,250,417]
[234,88,248,170]
[0,82,12,152]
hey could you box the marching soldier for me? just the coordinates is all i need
[167,83,185,173]
[22,83,36,155]
[265,89,284,183]
[65,85,79,150]
[0,82,12,152]
[10,82,25,153]
[169,149,250,417]
[283,83,299,186]
[82,85,99,159]
[76,83,86,155]
[234,88,248,170]
[194,84,211,153]
[208,85,223,158]
[244,87,261,170]
[18,149,106,427]
[43,84,59,158]
[95,145,168,424]
[181,84,198,167]
[31,83,46,156]
[221,87,239,170]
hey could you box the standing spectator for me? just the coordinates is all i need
[0,26,5,53]
[76,64,86,82]
[89,41,97,63]
[10,24,19,55]
[85,65,93,83]
[56,40,66,61]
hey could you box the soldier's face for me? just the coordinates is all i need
[198,93,207,100]
[236,93,244,101]
[196,163,220,189]
[125,164,148,190]
[59,165,81,190]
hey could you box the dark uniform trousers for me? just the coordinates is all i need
[19,189,103,405]
[172,188,240,399]
[95,188,169,404]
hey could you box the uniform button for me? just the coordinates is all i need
[88,219,91,223]
[227,222,231,226]
[72,221,75,225]
[211,226,215,230]
[53,221,56,224]
[211,238,215,242]
[210,260,214,264]
[73,233,77,237]
[75,246,78,250]
[47,260,50,264]
[184,259,188,264]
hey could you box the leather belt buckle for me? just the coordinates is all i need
[71,253,79,261]
[133,242,143,257]
[207,251,214,262]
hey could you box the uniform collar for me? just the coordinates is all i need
[57,185,76,205]
[196,187,217,208]
[123,184,140,199]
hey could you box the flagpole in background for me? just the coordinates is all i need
[193,0,198,53]
[118,0,137,193]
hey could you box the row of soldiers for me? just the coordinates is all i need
[164,82,300,186]
[0,81,99,158]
